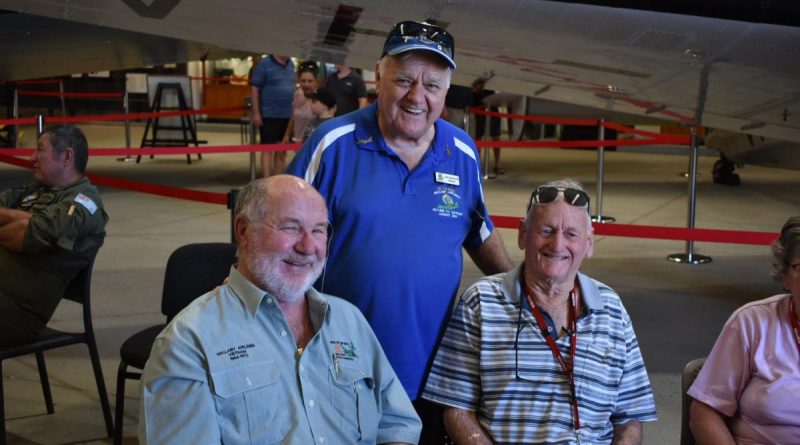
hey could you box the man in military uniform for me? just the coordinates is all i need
[0,124,108,346]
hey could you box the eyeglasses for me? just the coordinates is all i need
[514,306,535,383]
[513,304,560,384]
[382,20,455,61]
[528,187,591,212]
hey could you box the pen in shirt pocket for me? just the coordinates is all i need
[332,353,340,378]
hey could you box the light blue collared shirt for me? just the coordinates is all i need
[140,266,421,445]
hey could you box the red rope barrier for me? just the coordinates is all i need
[0,105,247,126]
[0,79,61,85]
[189,76,249,82]
[0,143,300,158]
[17,91,124,98]
[491,215,777,246]
[475,137,690,149]
[0,154,226,204]
[0,154,777,245]
[471,107,598,126]
[470,107,692,144]
[602,121,663,138]
[87,172,228,204]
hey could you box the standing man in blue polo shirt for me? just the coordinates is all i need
[250,54,295,177]
[287,20,513,444]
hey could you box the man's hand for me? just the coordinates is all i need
[0,211,30,252]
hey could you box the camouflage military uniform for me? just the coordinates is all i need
[0,177,108,345]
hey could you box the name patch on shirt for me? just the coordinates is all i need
[434,172,460,186]
[74,193,98,215]
[216,343,255,361]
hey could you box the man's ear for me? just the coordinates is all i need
[234,216,249,246]
[61,147,75,166]
[585,228,595,259]
[517,219,527,251]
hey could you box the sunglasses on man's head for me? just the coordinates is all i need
[382,21,455,59]
[528,187,591,211]
[298,62,318,74]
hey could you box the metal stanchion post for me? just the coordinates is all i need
[462,106,470,132]
[668,126,711,264]
[118,91,135,162]
[35,115,45,138]
[592,118,615,223]
[13,88,19,148]
[249,120,257,182]
[246,97,257,181]
[227,188,240,245]
[59,80,66,117]
[482,140,491,180]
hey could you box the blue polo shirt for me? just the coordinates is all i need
[249,55,295,118]
[287,102,494,398]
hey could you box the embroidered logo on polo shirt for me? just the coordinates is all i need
[432,186,463,219]
[331,340,358,361]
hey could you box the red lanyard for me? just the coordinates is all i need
[790,299,800,354]
[524,284,580,433]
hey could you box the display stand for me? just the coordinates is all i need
[138,82,204,164]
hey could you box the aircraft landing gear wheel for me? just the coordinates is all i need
[712,159,740,186]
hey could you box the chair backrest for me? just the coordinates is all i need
[63,255,96,305]
[680,357,707,445]
[161,242,238,320]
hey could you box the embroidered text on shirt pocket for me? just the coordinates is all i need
[211,361,290,444]
[329,364,378,442]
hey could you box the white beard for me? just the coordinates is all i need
[245,248,325,303]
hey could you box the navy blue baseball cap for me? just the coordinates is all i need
[381,20,456,69]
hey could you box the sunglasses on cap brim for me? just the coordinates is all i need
[382,21,455,60]
[528,187,591,211]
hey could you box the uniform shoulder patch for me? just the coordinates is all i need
[74,193,98,215]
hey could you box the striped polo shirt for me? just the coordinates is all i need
[422,265,657,444]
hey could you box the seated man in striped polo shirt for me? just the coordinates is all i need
[422,178,657,445]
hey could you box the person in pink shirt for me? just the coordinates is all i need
[278,61,318,172]
[688,215,800,445]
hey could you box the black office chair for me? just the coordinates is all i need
[680,357,707,445]
[113,242,238,444]
[0,256,114,445]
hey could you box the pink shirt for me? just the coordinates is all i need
[290,88,314,143]
[688,294,800,444]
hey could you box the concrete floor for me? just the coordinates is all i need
[1,121,797,444]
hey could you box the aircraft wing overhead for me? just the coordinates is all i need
[1,0,799,143]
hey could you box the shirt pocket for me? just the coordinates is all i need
[210,361,291,444]
[576,338,625,420]
[328,364,378,442]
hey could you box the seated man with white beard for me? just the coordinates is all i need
[139,175,421,445]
